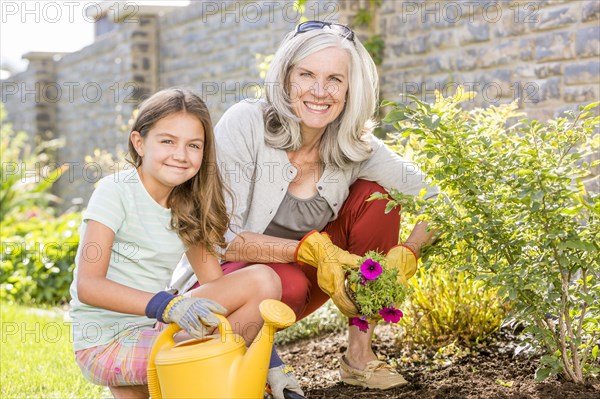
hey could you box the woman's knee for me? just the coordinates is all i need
[271,264,311,318]
[243,264,282,300]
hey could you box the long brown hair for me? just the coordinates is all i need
[128,88,230,252]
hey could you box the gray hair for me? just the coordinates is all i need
[263,28,379,168]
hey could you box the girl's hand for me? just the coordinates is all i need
[145,291,227,339]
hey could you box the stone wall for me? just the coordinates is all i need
[53,12,159,202]
[1,0,598,207]
[157,1,300,117]
[340,0,600,122]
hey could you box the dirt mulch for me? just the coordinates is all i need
[278,325,600,399]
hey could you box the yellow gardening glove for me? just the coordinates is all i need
[386,244,418,283]
[295,230,361,317]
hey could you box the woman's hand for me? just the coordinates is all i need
[295,231,360,316]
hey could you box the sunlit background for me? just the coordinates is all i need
[0,1,190,79]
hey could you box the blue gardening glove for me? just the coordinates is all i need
[145,291,226,340]
[267,365,305,399]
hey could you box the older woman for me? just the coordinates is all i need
[173,20,439,398]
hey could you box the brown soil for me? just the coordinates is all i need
[278,325,600,399]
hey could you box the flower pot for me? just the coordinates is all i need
[344,277,361,313]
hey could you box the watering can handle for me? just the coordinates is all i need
[147,316,232,399]
[148,323,180,399]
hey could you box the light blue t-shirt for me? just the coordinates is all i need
[69,168,185,351]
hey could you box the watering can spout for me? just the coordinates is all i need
[237,300,296,390]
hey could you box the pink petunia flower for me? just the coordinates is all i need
[379,307,403,323]
[360,258,382,280]
[349,316,369,332]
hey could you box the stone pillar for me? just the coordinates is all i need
[19,52,66,142]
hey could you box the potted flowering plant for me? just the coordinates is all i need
[344,251,409,331]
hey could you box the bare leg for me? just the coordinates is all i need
[109,385,149,399]
[188,264,282,345]
[345,322,378,368]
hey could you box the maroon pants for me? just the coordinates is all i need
[222,180,401,321]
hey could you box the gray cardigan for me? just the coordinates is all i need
[216,99,440,243]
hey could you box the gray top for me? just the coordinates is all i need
[215,99,440,246]
[263,191,334,240]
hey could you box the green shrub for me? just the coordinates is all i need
[381,89,599,383]
[1,208,81,305]
[1,105,81,305]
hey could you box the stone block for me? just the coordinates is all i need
[534,31,575,62]
[576,26,600,58]
[388,14,418,37]
[563,86,598,103]
[525,108,556,123]
[582,1,600,22]
[495,11,527,38]
[458,21,490,45]
[480,69,515,100]
[531,6,577,31]
[456,48,479,71]
[534,63,562,79]
[426,55,454,74]
[428,29,456,49]
[516,65,536,79]
[480,38,533,68]
[564,60,600,85]
[538,77,561,102]
[390,35,429,56]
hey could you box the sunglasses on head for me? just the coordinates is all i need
[294,20,355,42]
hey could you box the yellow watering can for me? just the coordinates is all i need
[147,299,296,399]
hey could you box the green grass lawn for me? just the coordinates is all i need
[0,300,344,398]
[1,303,109,398]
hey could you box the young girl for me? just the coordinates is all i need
[69,88,282,399]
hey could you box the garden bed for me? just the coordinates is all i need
[278,325,600,399]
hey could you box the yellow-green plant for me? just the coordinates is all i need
[0,105,67,221]
[398,266,509,349]
[380,89,599,383]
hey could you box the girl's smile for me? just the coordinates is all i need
[130,112,205,206]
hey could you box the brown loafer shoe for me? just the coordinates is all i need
[339,355,409,390]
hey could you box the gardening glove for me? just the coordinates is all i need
[267,365,305,399]
[145,291,226,340]
[295,230,361,317]
[386,244,418,283]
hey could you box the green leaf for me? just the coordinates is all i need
[384,201,398,214]
[534,367,553,382]
[383,109,406,124]
[560,240,596,251]
[582,101,600,111]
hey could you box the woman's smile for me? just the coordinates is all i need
[288,46,350,136]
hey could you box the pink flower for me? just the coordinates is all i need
[360,258,382,280]
[379,307,403,323]
[350,316,369,332]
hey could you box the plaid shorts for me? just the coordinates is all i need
[75,324,166,386]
